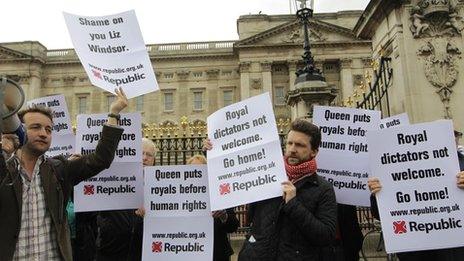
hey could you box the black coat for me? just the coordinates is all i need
[370,152,464,261]
[213,208,240,261]
[337,204,363,261]
[238,174,337,261]
[458,150,464,171]
[96,209,143,261]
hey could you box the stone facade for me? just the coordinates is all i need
[355,0,464,131]
[4,3,463,132]
[0,10,372,127]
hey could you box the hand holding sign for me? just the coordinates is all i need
[368,177,382,194]
[107,87,128,125]
[458,172,464,189]
[282,181,297,203]
[110,87,129,113]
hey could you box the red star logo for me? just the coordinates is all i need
[152,241,162,252]
[393,221,407,234]
[219,183,230,195]
[83,185,94,195]
[92,69,102,80]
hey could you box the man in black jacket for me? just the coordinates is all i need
[236,119,337,261]
[96,137,157,261]
[0,87,127,261]
[455,130,464,170]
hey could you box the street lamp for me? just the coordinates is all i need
[295,0,325,83]
[286,0,337,119]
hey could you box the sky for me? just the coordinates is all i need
[1,0,370,49]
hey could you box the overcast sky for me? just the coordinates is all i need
[1,0,370,49]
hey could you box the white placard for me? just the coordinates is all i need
[46,133,76,158]
[380,113,410,129]
[313,106,381,206]
[144,165,210,218]
[74,162,143,212]
[368,120,464,253]
[75,112,142,163]
[142,216,213,261]
[63,10,158,98]
[27,94,73,135]
[206,93,286,211]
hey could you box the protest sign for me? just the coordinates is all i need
[313,106,381,206]
[206,93,286,211]
[75,112,142,163]
[380,113,410,129]
[27,94,75,157]
[142,216,213,261]
[144,165,210,218]
[74,162,143,212]
[368,120,464,253]
[46,133,75,158]
[63,10,158,98]
[27,94,73,135]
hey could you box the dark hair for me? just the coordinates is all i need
[18,104,54,123]
[455,130,463,137]
[289,119,321,150]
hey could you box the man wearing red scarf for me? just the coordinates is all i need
[237,119,337,261]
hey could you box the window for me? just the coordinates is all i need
[223,90,233,106]
[193,72,203,77]
[78,96,87,114]
[275,86,285,105]
[164,93,174,111]
[164,73,173,79]
[136,96,144,111]
[106,95,116,112]
[193,91,203,110]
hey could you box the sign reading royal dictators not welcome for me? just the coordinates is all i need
[206,93,287,211]
[368,120,464,253]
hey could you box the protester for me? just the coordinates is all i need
[64,154,99,261]
[204,119,337,261]
[0,87,127,261]
[96,137,157,261]
[335,204,363,261]
[187,154,240,261]
[455,130,464,170]
[368,129,464,261]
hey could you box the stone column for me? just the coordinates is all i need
[239,62,251,100]
[261,61,273,99]
[287,60,299,119]
[339,58,353,101]
[22,64,42,101]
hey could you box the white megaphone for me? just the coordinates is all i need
[1,77,26,144]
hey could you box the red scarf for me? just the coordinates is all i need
[284,156,317,183]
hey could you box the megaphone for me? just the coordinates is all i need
[0,77,26,145]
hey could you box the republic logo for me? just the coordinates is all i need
[83,185,95,195]
[152,241,163,253]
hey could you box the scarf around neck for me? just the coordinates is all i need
[284,156,317,183]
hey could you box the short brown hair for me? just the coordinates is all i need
[18,104,53,123]
[289,119,321,151]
